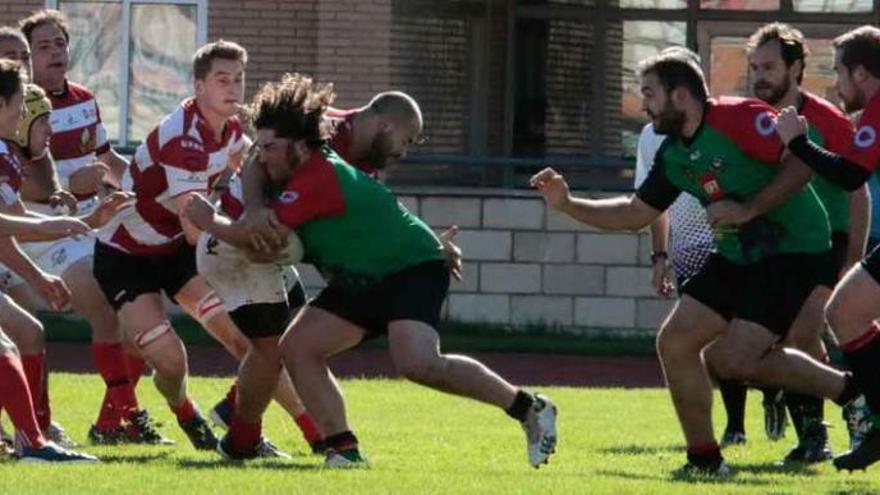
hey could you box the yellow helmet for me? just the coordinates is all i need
[16,84,52,151]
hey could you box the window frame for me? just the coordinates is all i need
[46,0,208,147]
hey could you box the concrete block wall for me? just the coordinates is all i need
[296,187,675,335]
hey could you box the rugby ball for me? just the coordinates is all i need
[274,231,305,265]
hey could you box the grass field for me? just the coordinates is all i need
[3,374,879,494]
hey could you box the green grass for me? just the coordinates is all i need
[3,374,879,494]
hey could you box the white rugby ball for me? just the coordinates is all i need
[274,231,304,264]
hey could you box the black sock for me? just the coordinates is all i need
[505,390,535,422]
[833,372,862,407]
[718,380,747,434]
[325,430,359,452]
[787,392,825,440]
[843,332,880,411]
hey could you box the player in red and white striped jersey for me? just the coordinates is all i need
[92,40,250,451]
[11,14,153,446]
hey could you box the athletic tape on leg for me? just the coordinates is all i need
[135,322,172,348]
[195,291,225,324]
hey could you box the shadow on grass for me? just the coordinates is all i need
[598,444,684,456]
[98,452,173,464]
[732,461,823,477]
[597,469,775,487]
[177,458,323,471]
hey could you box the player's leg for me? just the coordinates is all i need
[0,328,97,463]
[60,252,140,444]
[279,305,365,465]
[824,250,880,470]
[780,285,834,464]
[656,296,728,473]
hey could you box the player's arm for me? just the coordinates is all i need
[173,192,204,245]
[182,193,254,249]
[531,167,664,231]
[848,184,871,267]
[707,153,812,227]
[95,149,128,190]
[777,107,870,191]
[240,149,285,250]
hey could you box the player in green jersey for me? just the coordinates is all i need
[533,50,867,475]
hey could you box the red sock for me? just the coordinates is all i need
[229,412,261,452]
[170,397,197,423]
[687,442,721,456]
[225,382,238,406]
[294,411,324,445]
[21,352,50,431]
[92,343,139,428]
[125,353,146,388]
[0,353,46,449]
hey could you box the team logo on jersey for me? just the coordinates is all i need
[180,137,205,153]
[855,125,877,149]
[279,191,299,204]
[755,111,776,137]
[710,156,725,172]
[699,173,724,200]
[689,150,702,161]
[79,127,94,153]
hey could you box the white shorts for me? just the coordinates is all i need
[0,233,95,289]
[196,232,298,312]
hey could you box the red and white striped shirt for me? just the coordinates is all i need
[0,139,23,207]
[47,81,111,196]
[99,98,245,255]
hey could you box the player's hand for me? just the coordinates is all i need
[28,271,71,311]
[48,190,78,215]
[707,199,753,228]
[439,225,463,281]
[68,161,110,196]
[35,216,91,238]
[243,207,286,253]
[651,256,674,298]
[529,167,571,210]
[84,192,134,229]
[181,193,216,231]
[775,106,809,146]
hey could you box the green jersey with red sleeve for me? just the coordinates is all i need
[272,147,443,290]
[637,97,830,264]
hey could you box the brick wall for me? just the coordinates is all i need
[297,188,674,335]
[0,1,43,28]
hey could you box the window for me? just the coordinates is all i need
[619,21,686,158]
[700,0,779,9]
[620,0,687,8]
[793,0,873,11]
[48,0,206,147]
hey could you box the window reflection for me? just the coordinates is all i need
[60,1,122,141]
[619,21,686,158]
[128,4,197,143]
[793,0,872,11]
[619,0,687,8]
[700,0,780,9]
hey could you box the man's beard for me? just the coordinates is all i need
[753,77,790,106]
[651,104,686,137]
[363,131,395,170]
[840,91,863,113]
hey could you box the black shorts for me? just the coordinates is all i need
[287,280,307,309]
[817,230,849,289]
[229,301,292,339]
[681,252,825,336]
[862,242,880,285]
[93,240,197,311]
[311,260,449,338]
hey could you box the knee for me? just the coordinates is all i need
[824,295,847,333]
[279,329,313,364]
[16,320,45,354]
[394,351,443,384]
[706,346,755,381]
[656,319,695,363]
